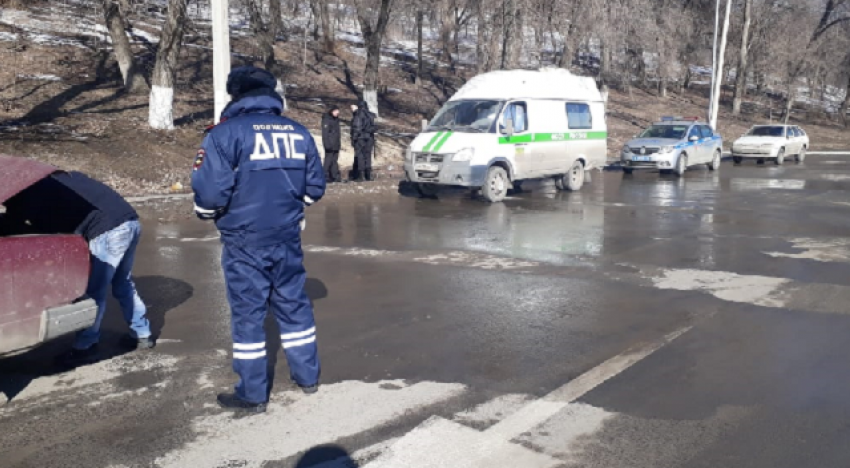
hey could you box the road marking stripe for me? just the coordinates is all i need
[485,325,692,440]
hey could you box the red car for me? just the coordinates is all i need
[0,155,96,355]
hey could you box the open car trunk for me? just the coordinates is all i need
[0,155,94,355]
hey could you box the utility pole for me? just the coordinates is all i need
[708,0,720,123]
[709,0,732,130]
[211,0,231,124]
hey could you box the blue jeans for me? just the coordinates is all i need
[74,220,151,350]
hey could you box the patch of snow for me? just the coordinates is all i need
[337,31,364,44]
[0,31,18,41]
[16,74,62,81]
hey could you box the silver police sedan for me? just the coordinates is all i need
[620,117,723,177]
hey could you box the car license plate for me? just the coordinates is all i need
[632,156,652,162]
[415,163,439,172]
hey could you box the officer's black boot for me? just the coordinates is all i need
[217,393,267,414]
[364,170,373,182]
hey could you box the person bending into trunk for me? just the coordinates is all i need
[4,171,152,366]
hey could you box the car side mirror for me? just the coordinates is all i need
[421,119,428,132]
[689,135,699,142]
[505,118,515,137]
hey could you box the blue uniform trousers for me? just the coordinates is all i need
[222,238,320,404]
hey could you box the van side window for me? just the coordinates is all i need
[699,126,713,138]
[501,102,528,133]
[566,103,592,130]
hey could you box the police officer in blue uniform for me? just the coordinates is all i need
[192,66,326,413]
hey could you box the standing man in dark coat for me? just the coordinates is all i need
[192,66,326,413]
[350,100,376,181]
[321,106,342,183]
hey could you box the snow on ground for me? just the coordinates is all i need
[16,74,62,81]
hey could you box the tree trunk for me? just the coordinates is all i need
[557,22,573,69]
[500,0,515,69]
[783,87,795,124]
[246,0,275,72]
[732,0,752,115]
[148,0,188,130]
[840,72,850,126]
[357,0,394,117]
[439,1,455,66]
[101,0,147,93]
[309,0,321,41]
[600,39,610,80]
[269,0,284,42]
[416,10,424,83]
[320,0,333,53]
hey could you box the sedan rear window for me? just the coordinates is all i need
[748,126,785,137]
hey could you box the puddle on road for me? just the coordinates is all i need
[730,178,806,191]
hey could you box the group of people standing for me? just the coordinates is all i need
[321,101,377,183]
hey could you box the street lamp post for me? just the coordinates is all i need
[211,0,231,124]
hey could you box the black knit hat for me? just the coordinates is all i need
[226,66,277,98]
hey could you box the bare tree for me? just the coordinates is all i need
[148,0,189,130]
[320,0,335,53]
[732,0,753,115]
[356,0,395,117]
[101,0,147,93]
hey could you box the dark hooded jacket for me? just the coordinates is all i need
[321,110,341,152]
[192,66,326,245]
[350,100,376,145]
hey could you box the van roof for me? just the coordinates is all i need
[449,69,604,103]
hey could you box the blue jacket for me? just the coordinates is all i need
[192,93,326,246]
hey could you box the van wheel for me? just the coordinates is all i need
[482,166,509,203]
[775,148,785,166]
[674,154,687,177]
[415,183,439,198]
[565,161,585,191]
[623,167,634,175]
[733,156,743,165]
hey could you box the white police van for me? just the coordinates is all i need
[404,69,608,203]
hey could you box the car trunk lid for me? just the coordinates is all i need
[0,154,58,204]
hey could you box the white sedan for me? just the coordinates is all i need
[731,125,809,165]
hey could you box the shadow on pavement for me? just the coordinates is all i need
[0,275,192,403]
[295,445,359,467]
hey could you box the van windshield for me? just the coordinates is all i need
[428,100,503,133]
[639,125,688,140]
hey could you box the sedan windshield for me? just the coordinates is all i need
[428,100,502,133]
[639,125,688,140]
[748,126,785,137]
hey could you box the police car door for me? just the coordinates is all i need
[499,101,536,177]
[685,126,704,163]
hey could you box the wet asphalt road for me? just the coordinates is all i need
[4,156,850,467]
